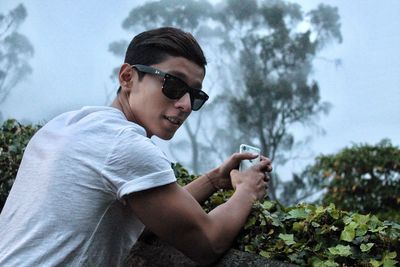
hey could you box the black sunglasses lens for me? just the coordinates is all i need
[163,75,208,111]
[192,98,205,111]
[163,76,187,99]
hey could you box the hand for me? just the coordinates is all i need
[206,152,272,190]
[230,160,271,201]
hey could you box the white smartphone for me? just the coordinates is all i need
[239,144,261,171]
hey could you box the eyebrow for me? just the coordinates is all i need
[169,70,203,90]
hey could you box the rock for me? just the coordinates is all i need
[124,235,297,267]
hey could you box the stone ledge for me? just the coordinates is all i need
[124,237,297,267]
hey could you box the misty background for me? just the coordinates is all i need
[1,0,399,201]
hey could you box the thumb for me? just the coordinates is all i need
[230,169,239,176]
[252,160,270,171]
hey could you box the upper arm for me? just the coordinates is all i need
[127,182,218,263]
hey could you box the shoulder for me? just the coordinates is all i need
[117,127,165,156]
[103,127,176,198]
[106,127,171,172]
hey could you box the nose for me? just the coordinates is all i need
[175,92,191,112]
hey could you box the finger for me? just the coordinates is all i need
[260,156,272,164]
[230,169,239,176]
[251,160,271,172]
[233,152,259,161]
[266,164,273,172]
[259,157,273,172]
[264,181,269,190]
[264,173,270,182]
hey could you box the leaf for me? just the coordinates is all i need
[287,208,308,219]
[292,221,304,232]
[343,216,353,225]
[330,225,339,231]
[259,250,271,258]
[266,228,274,236]
[315,206,325,215]
[313,243,322,252]
[353,214,370,225]
[312,258,339,267]
[328,244,352,257]
[321,260,339,267]
[368,215,383,230]
[245,244,255,253]
[390,222,400,230]
[370,226,386,233]
[360,243,374,252]
[245,216,256,229]
[312,222,321,228]
[326,203,340,219]
[340,224,356,242]
[383,259,398,267]
[356,224,369,237]
[262,200,275,211]
[370,259,381,267]
[384,252,397,260]
[270,214,283,227]
[278,234,296,246]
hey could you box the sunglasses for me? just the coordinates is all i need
[132,64,209,111]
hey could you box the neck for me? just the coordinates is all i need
[111,91,137,123]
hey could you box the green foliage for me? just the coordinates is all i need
[303,139,400,222]
[0,119,40,210]
[173,163,400,266]
[173,162,199,186]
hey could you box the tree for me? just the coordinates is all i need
[293,139,400,221]
[0,4,34,105]
[109,1,343,199]
[213,1,342,199]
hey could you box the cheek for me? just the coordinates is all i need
[131,83,172,118]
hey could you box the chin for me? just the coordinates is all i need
[157,135,174,141]
[156,131,176,140]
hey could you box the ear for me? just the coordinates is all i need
[118,63,136,93]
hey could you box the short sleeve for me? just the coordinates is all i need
[101,129,176,200]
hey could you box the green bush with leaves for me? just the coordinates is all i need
[174,163,400,266]
[0,119,41,210]
[305,139,400,222]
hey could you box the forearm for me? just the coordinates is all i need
[184,168,219,203]
[204,186,255,254]
[178,186,256,263]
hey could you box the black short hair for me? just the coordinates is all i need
[118,27,207,93]
[125,27,206,69]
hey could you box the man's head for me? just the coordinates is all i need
[113,27,207,140]
[123,27,206,76]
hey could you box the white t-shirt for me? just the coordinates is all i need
[0,106,176,266]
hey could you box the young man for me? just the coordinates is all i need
[0,27,272,266]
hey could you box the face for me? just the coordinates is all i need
[117,56,205,140]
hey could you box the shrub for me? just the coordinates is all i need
[0,119,41,210]
[174,163,400,266]
[309,140,400,222]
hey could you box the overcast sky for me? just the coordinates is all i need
[1,0,399,178]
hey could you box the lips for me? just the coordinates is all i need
[164,115,183,125]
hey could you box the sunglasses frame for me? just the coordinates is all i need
[131,64,209,111]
